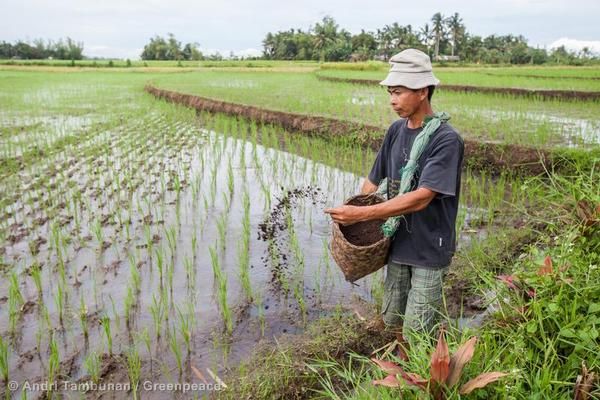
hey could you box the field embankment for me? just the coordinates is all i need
[145,85,598,175]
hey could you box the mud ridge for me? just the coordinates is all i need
[145,85,587,175]
[314,74,600,101]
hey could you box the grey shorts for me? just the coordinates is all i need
[382,261,448,335]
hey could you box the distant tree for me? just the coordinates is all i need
[351,30,377,60]
[262,33,276,59]
[141,34,193,61]
[166,33,182,60]
[510,41,530,64]
[529,47,548,64]
[431,12,446,59]
[446,12,464,57]
[182,42,203,60]
[313,16,338,62]
[419,23,434,57]
[551,45,572,64]
[257,13,594,65]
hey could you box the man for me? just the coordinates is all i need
[325,49,464,358]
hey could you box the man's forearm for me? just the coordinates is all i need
[363,188,435,220]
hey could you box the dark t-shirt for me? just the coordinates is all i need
[368,118,464,268]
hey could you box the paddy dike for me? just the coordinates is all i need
[145,85,593,176]
[314,74,600,101]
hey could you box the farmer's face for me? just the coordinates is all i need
[387,86,427,118]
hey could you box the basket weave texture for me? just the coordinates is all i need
[330,194,390,282]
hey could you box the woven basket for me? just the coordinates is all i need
[330,194,390,283]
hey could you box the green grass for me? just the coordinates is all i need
[216,161,599,400]
[316,66,600,91]
[0,58,319,70]
[153,70,600,147]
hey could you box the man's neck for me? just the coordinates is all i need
[407,103,434,129]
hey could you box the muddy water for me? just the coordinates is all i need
[0,97,496,399]
[471,109,600,146]
[0,124,388,399]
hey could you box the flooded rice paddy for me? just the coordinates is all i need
[0,70,522,399]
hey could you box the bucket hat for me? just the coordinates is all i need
[379,49,440,89]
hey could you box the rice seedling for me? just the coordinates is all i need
[168,326,183,378]
[100,315,113,355]
[54,281,65,326]
[255,293,266,336]
[166,259,175,297]
[47,335,60,395]
[0,336,9,387]
[176,304,192,355]
[183,256,195,289]
[216,213,227,251]
[91,217,103,252]
[126,346,142,400]
[221,191,231,211]
[210,245,233,334]
[227,157,234,197]
[124,286,136,328]
[83,351,101,384]
[165,225,177,261]
[129,252,141,293]
[150,294,166,340]
[8,272,24,331]
[191,229,198,261]
[30,262,43,300]
[237,239,252,301]
[135,327,152,372]
[155,246,165,286]
[109,295,121,331]
[293,282,307,325]
[79,295,88,339]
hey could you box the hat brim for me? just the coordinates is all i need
[379,71,440,89]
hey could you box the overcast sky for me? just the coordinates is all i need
[2,0,599,59]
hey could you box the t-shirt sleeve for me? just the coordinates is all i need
[368,126,393,185]
[418,131,463,197]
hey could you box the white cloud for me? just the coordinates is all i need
[549,38,600,56]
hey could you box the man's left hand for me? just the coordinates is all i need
[324,205,367,225]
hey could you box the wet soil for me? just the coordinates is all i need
[339,220,385,246]
[257,186,325,287]
[145,85,575,176]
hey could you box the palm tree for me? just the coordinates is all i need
[419,23,434,56]
[431,12,446,59]
[376,26,394,60]
[313,16,338,62]
[446,12,464,57]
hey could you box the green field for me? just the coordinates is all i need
[152,69,600,147]
[0,66,598,399]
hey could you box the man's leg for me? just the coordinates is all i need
[381,262,412,360]
[403,266,448,338]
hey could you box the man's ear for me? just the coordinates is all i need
[420,87,429,101]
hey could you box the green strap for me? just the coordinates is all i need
[380,112,451,238]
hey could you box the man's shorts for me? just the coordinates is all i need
[382,261,448,335]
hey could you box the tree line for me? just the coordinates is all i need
[0,38,84,60]
[262,14,597,64]
[140,34,203,61]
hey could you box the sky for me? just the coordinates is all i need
[2,0,599,59]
